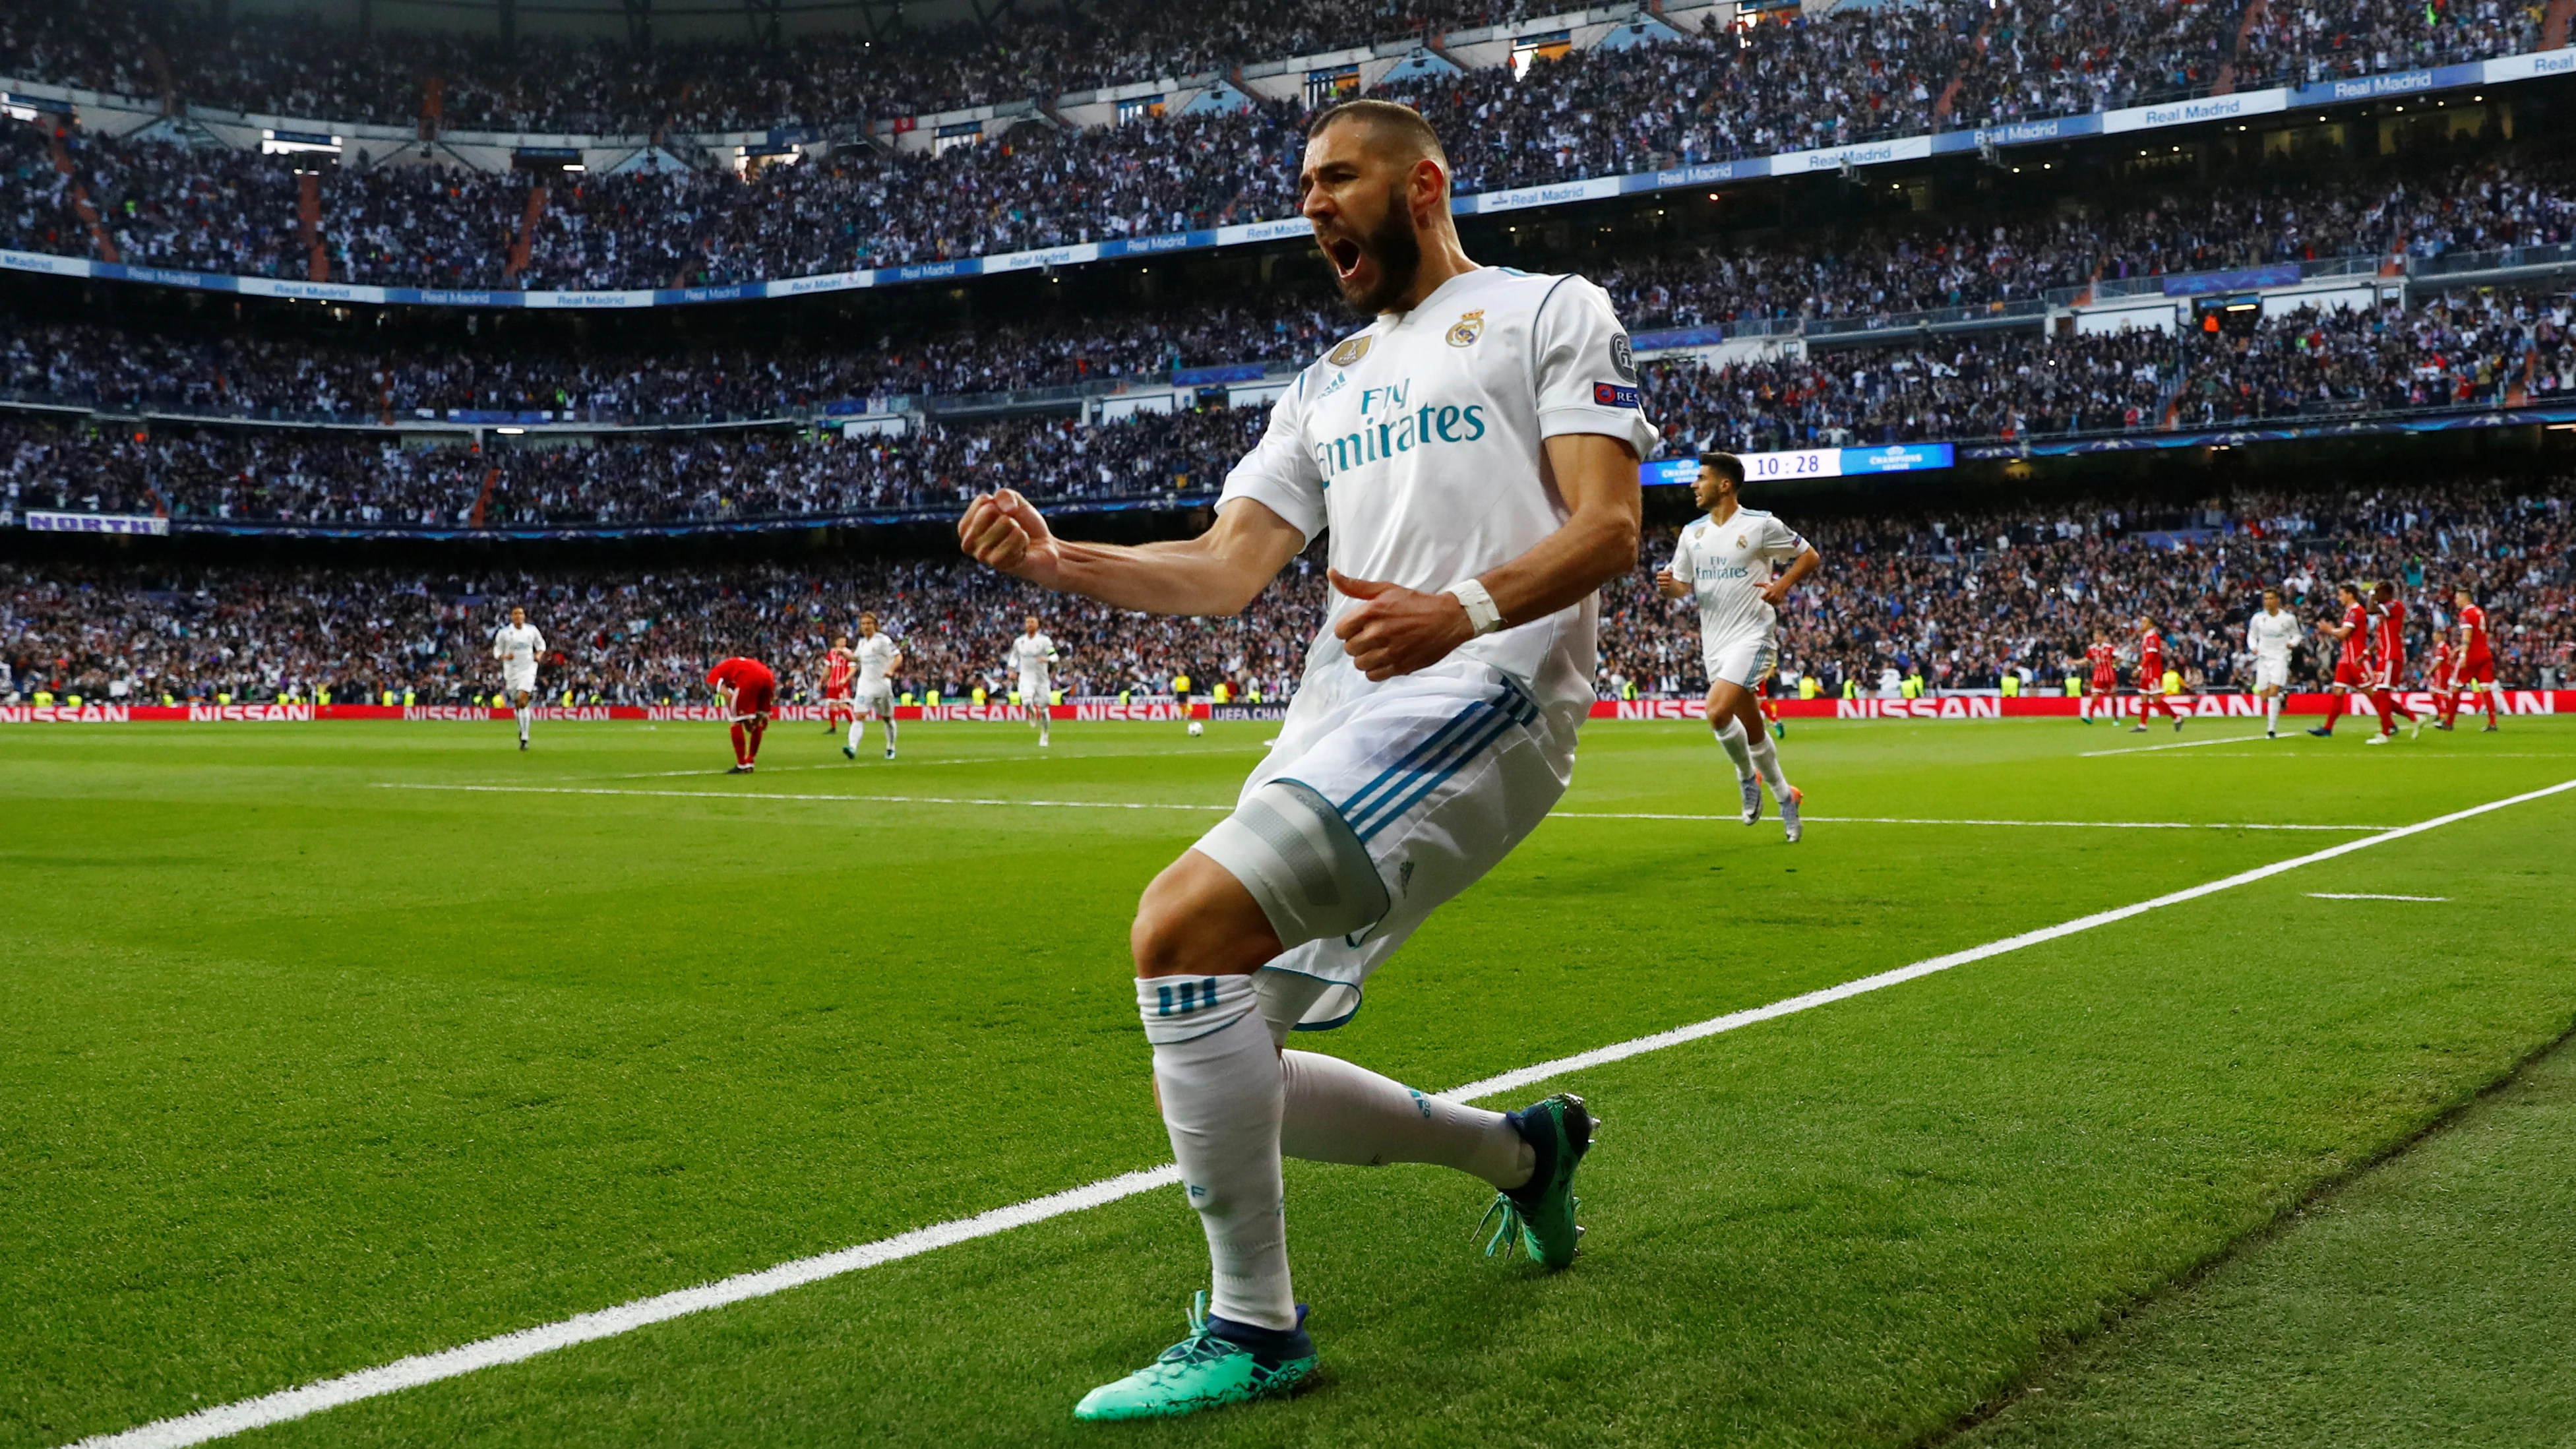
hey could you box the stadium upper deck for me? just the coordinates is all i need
[0,0,2562,311]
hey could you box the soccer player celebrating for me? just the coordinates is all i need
[2245,588,2302,739]
[2362,580,2423,744]
[2306,583,2372,738]
[1653,452,1820,840]
[705,656,776,773]
[491,605,545,751]
[958,98,1647,1421]
[2441,587,2503,731]
[847,611,903,759]
[2130,615,2182,733]
[2079,631,2118,724]
[821,636,857,736]
[1005,614,1060,748]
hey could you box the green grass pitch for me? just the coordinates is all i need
[5,714,2574,1448]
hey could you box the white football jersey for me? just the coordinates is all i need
[492,623,545,669]
[1670,508,1810,650]
[854,633,900,685]
[2248,609,2301,663]
[1219,266,1659,700]
[1007,632,1058,679]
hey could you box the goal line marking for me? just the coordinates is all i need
[78,774,2575,1449]
[379,784,2391,833]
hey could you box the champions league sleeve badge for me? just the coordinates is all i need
[1446,309,1485,347]
[1610,333,1636,381]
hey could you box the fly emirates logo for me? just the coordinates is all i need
[1310,377,1487,482]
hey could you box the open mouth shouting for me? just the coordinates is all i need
[1313,187,1421,314]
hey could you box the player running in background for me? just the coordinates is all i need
[492,605,545,751]
[2130,616,2181,733]
[847,612,904,759]
[958,98,1641,1421]
[2441,588,2503,731]
[706,656,776,773]
[1006,615,1060,748]
[820,636,857,735]
[2079,631,2118,724]
[1654,451,1820,840]
[2245,589,2302,739]
[2307,583,2371,737]
[2424,632,2457,725]
[2362,580,2424,744]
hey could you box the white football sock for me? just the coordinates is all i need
[517,707,530,741]
[849,718,865,748]
[2265,695,2281,731]
[1138,974,1293,1331]
[1279,1050,1531,1189]
[1746,727,1793,800]
[1712,716,1756,780]
[885,718,898,748]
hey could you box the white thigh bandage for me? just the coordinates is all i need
[1194,778,1392,949]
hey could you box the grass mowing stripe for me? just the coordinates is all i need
[373,784,1232,811]
[67,774,2576,1449]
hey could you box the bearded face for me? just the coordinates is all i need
[1314,178,1423,315]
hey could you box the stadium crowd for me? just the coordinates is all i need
[0,404,1258,528]
[3,149,2569,429]
[0,5,2556,292]
[9,476,2569,708]
[5,285,2567,529]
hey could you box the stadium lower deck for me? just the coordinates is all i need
[6,716,2572,1447]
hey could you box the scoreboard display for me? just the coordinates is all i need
[1641,443,1953,488]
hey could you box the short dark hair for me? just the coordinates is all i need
[1306,99,1448,166]
[1698,452,1746,487]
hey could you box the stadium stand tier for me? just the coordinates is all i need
[10,474,2571,706]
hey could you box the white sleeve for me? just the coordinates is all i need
[1667,530,1691,577]
[491,631,506,660]
[1531,275,1660,460]
[1217,376,1324,543]
[530,630,545,656]
[1757,514,1810,564]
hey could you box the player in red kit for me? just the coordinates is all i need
[821,636,857,734]
[2441,588,2503,731]
[2306,583,2371,737]
[707,656,778,772]
[2362,581,2422,744]
[2130,616,2181,733]
[2080,632,2118,724]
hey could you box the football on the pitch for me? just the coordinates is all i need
[1186,720,1205,737]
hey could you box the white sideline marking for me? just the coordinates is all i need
[387,786,2391,834]
[375,783,1230,813]
[1558,813,2389,832]
[2081,731,2276,756]
[2308,892,2451,902]
[76,776,2576,1449]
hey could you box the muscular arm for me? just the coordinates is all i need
[1761,545,1822,606]
[959,489,1306,617]
[1330,431,1642,681]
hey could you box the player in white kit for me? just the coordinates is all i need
[491,606,545,750]
[845,612,904,760]
[1655,454,1820,841]
[1004,615,1059,747]
[2246,588,2302,739]
[958,100,1649,1422]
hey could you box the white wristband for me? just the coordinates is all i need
[1445,578,1504,636]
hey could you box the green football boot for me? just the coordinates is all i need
[1073,1293,1317,1421]
[1480,1092,1594,1269]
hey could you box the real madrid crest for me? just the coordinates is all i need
[1446,309,1485,348]
[1326,334,1373,368]
[1734,534,1748,548]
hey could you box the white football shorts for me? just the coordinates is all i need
[502,666,537,696]
[1018,674,1051,705]
[2254,658,2291,692]
[1703,634,1779,690]
[1193,656,1578,1033]
[857,682,897,718]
